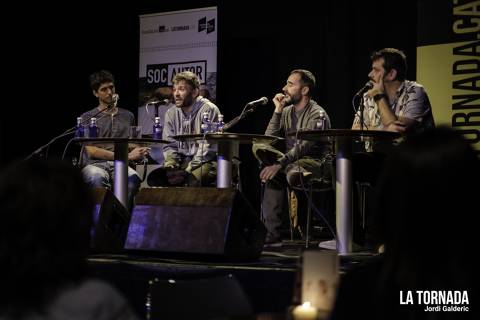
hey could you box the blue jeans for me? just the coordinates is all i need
[82,161,141,210]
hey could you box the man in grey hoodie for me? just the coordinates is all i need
[147,71,220,186]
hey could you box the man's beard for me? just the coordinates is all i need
[176,94,194,108]
[285,93,301,105]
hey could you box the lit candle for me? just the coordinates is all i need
[292,301,318,320]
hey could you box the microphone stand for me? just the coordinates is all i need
[355,82,373,132]
[358,95,365,132]
[25,105,113,160]
[222,104,258,132]
[25,128,76,160]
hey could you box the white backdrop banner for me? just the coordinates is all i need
[139,7,217,104]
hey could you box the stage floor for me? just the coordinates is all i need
[87,240,377,319]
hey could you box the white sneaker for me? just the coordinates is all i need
[319,240,365,252]
[318,239,337,250]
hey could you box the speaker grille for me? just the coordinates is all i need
[125,187,266,259]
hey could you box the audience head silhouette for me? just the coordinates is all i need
[374,127,478,317]
[376,127,479,271]
[0,160,94,317]
[331,127,478,320]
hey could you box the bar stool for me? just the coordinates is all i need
[288,177,333,248]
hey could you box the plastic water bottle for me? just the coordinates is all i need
[201,112,211,133]
[89,117,98,138]
[216,114,225,133]
[75,117,84,138]
[316,110,326,130]
[152,116,162,139]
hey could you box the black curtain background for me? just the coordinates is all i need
[0,0,418,208]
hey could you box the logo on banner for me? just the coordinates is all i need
[141,24,193,34]
[140,25,170,34]
[198,17,215,33]
[171,25,190,32]
[146,61,207,86]
[158,25,169,33]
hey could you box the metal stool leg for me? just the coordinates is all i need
[260,182,266,223]
[357,182,370,231]
[360,183,366,229]
[233,157,242,191]
[305,182,313,249]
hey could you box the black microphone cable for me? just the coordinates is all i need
[352,92,370,131]
[26,102,116,160]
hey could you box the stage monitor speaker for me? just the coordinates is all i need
[125,187,266,260]
[90,187,130,253]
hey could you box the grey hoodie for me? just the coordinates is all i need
[162,97,220,171]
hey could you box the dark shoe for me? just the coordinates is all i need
[309,177,332,191]
[147,167,187,186]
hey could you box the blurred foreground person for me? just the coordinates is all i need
[0,160,138,320]
[330,127,478,320]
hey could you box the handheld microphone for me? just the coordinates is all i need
[226,97,268,132]
[111,94,119,108]
[147,98,170,106]
[354,81,373,97]
[246,97,268,107]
